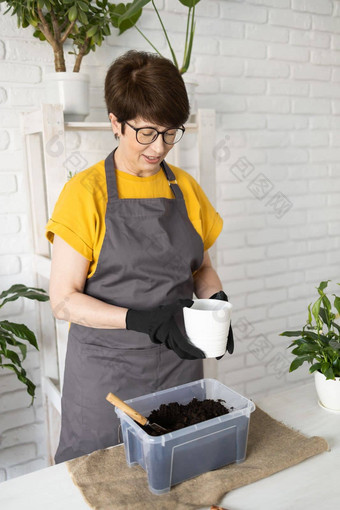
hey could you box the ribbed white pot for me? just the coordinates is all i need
[44,72,90,121]
[314,370,340,412]
[184,78,198,117]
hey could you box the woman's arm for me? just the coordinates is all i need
[49,235,128,329]
[193,251,223,299]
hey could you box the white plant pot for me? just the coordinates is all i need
[314,370,340,412]
[184,78,198,118]
[44,72,90,121]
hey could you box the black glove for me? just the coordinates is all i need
[126,299,205,360]
[210,290,234,356]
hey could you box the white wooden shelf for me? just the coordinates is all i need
[22,104,216,464]
[64,120,198,131]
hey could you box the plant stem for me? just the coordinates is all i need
[50,8,61,42]
[60,19,76,44]
[36,7,56,47]
[182,6,191,69]
[73,39,89,72]
[36,7,66,71]
[152,0,178,68]
[134,26,164,58]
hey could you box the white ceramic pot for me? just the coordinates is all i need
[314,370,340,412]
[184,77,198,117]
[44,72,90,121]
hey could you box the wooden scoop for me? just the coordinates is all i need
[106,392,169,435]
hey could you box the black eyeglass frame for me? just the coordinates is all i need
[123,120,185,145]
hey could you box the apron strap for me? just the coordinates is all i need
[105,149,119,201]
[161,160,184,199]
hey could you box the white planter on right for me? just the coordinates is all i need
[314,370,340,412]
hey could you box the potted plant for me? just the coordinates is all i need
[280,280,340,412]
[115,0,201,114]
[0,0,141,120]
[0,283,49,404]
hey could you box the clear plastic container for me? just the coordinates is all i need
[115,378,255,495]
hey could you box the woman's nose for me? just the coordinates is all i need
[150,134,167,153]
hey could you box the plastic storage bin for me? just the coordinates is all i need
[115,378,255,495]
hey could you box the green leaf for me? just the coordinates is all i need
[0,285,49,309]
[318,307,330,326]
[86,25,98,37]
[309,362,322,374]
[332,358,340,377]
[68,5,78,21]
[179,0,201,6]
[0,321,39,350]
[78,0,90,11]
[318,280,330,293]
[329,340,340,352]
[116,0,150,27]
[78,10,88,24]
[0,330,28,360]
[332,320,340,334]
[1,364,36,404]
[293,343,318,354]
[289,357,308,372]
[312,296,322,325]
[3,348,21,366]
[307,303,312,325]
[323,366,335,380]
[334,296,340,315]
[280,330,305,337]
[0,284,46,299]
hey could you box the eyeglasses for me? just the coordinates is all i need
[124,121,185,145]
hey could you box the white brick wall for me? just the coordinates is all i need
[0,0,340,482]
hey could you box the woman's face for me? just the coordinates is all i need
[109,115,175,176]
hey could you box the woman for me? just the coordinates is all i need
[47,50,233,464]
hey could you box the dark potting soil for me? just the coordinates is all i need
[144,398,232,436]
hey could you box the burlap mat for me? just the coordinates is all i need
[67,407,328,510]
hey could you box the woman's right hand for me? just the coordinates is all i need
[126,300,205,360]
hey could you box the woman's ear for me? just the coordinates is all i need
[109,113,120,138]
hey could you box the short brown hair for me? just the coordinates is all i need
[104,50,190,128]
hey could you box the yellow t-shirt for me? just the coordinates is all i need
[45,160,223,278]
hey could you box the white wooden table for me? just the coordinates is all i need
[0,381,338,510]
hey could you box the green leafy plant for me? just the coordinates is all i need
[0,1,140,72]
[0,284,49,403]
[115,0,200,74]
[280,281,340,380]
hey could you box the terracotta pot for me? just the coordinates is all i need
[44,72,90,121]
[314,370,340,412]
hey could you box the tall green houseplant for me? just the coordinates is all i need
[0,0,141,71]
[281,281,340,380]
[0,284,49,403]
[115,0,200,74]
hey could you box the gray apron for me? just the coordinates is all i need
[55,150,204,463]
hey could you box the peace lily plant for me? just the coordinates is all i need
[0,284,49,404]
[117,0,201,74]
[280,281,340,380]
[0,0,140,72]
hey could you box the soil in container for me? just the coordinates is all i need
[143,398,232,436]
